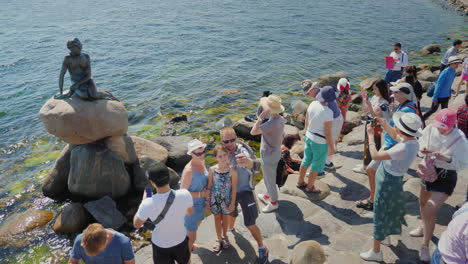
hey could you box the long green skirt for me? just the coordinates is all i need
[373,165,407,241]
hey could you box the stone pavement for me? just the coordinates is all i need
[136,79,467,264]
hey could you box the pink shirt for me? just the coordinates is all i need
[438,203,468,264]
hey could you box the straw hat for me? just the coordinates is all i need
[447,56,462,65]
[260,94,285,114]
[392,112,423,137]
[187,139,207,155]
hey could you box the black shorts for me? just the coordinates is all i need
[229,191,259,227]
[152,236,190,264]
[423,168,457,196]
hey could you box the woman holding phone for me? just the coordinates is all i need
[409,109,468,262]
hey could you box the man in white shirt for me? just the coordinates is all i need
[384,43,408,85]
[134,164,194,264]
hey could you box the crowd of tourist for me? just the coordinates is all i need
[68,41,468,264]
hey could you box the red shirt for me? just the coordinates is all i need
[457,104,468,138]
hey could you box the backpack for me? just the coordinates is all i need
[235,141,261,189]
[276,149,290,188]
[417,127,462,182]
[426,82,436,97]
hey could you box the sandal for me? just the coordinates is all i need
[356,199,374,211]
[304,186,321,193]
[212,240,223,253]
[296,182,307,189]
[222,236,231,249]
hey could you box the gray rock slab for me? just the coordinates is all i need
[84,196,126,230]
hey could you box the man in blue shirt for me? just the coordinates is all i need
[69,223,135,264]
[423,56,462,121]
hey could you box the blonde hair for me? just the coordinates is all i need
[81,223,107,256]
[213,144,228,157]
[220,127,236,139]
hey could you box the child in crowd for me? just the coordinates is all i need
[454,57,468,97]
[207,145,238,253]
[336,78,352,129]
[281,134,302,175]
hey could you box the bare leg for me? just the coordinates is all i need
[246,224,264,248]
[227,215,236,230]
[306,171,319,190]
[373,240,381,253]
[87,79,98,98]
[422,192,449,247]
[297,165,308,185]
[214,214,223,240]
[418,186,432,232]
[366,167,376,203]
[187,231,197,251]
[454,79,463,96]
[221,214,228,238]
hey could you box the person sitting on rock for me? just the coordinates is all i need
[133,163,193,264]
[180,139,209,251]
[360,112,422,262]
[220,127,269,264]
[69,223,135,264]
[251,94,286,213]
[296,86,336,193]
[281,134,302,175]
[57,37,118,101]
[354,78,391,210]
[207,144,238,253]
[409,109,468,262]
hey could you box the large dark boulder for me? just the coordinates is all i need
[42,145,73,201]
[317,72,348,87]
[154,136,193,172]
[420,44,441,56]
[53,203,91,234]
[233,118,261,142]
[68,143,131,201]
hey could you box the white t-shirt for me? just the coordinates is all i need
[418,125,468,171]
[382,139,419,176]
[136,189,193,248]
[305,101,334,144]
[368,96,390,120]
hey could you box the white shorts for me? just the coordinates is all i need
[332,114,344,141]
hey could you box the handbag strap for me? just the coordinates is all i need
[153,190,176,225]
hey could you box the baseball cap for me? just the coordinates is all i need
[432,109,457,131]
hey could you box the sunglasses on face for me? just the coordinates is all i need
[222,138,236,144]
[193,150,205,156]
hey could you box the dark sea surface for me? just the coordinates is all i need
[0,0,466,262]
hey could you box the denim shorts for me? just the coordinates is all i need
[184,198,205,231]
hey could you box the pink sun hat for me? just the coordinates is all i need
[432,109,457,131]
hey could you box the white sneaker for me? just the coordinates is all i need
[381,236,391,246]
[420,245,430,262]
[353,164,366,174]
[257,194,270,204]
[409,226,424,237]
[262,202,279,213]
[360,249,383,262]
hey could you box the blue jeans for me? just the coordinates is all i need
[384,70,402,85]
[431,248,443,264]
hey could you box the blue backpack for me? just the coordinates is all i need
[426,82,435,97]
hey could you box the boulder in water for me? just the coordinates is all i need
[154,136,193,172]
[0,209,54,247]
[104,136,138,164]
[131,136,169,164]
[42,144,73,201]
[318,72,348,87]
[68,143,131,201]
[359,77,380,90]
[233,118,261,142]
[53,203,90,234]
[39,97,128,145]
[420,44,441,56]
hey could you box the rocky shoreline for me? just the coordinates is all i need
[443,0,468,15]
[0,39,467,263]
